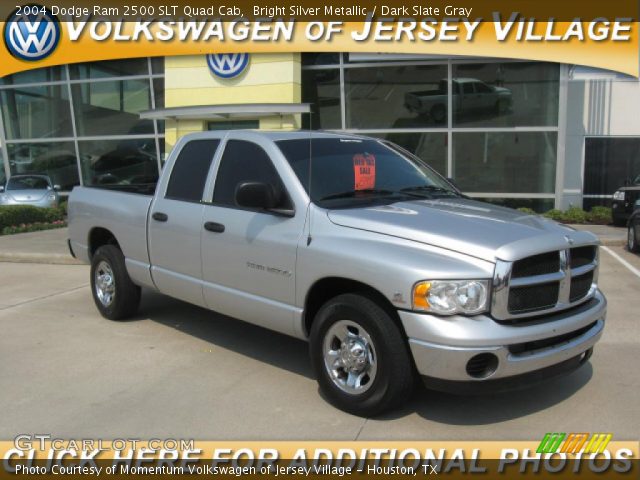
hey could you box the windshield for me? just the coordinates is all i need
[276,138,456,207]
[7,176,50,190]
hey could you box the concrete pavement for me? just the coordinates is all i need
[0,247,638,440]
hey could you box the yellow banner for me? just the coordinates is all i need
[1,16,639,77]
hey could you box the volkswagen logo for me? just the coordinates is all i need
[206,53,250,79]
[4,6,60,61]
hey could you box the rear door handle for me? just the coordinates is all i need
[204,221,225,233]
[152,212,168,222]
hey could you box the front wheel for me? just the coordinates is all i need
[309,294,414,416]
[628,219,640,253]
[90,245,141,320]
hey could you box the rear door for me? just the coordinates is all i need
[200,134,306,336]
[148,138,221,307]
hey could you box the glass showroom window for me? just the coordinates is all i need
[0,84,73,140]
[583,137,640,208]
[302,69,341,130]
[452,132,557,194]
[69,59,151,80]
[78,138,159,187]
[369,132,448,176]
[71,79,154,137]
[452,62,559,128]
[345,64,449,129]
[0,66,65,86]
[6,142,80,191]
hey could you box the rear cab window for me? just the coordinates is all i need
[165,139,220,202]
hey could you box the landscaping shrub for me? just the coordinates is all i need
[542,209,564,222]
[516,207,537,215]
[2,220,66,236]
[0,205,64,231]
[587,206,612,225]
[560,207,589,224]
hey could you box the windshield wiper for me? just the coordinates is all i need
[400,185,457,197]
[319,189,397,201]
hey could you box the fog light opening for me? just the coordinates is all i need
[466,353,499,379]
[579,348,593,364]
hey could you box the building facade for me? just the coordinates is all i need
[0,53,638,212]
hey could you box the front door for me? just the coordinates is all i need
[200,135,305,336]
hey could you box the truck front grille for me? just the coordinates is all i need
[492,245,598,322]
[508,282,560,314]
[511,251,560,278]
[570,271,594,303]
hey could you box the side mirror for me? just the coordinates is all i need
[53,184,61,191]
[235,182,294,217]
[235,182,278,210]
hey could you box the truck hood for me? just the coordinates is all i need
[327,198,598,263]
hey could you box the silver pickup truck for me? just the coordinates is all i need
[68,131,606,416]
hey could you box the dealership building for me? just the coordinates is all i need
[1,53,638,211]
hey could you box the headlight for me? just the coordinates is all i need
[413,280,490,315]
[613,190,625,201]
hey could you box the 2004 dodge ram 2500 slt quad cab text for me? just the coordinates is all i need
[68,131,606,416]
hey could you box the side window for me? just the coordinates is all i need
[475,82,493,94]
[213,140,290,209]
[462,82,474,95]
[165,139,220,202]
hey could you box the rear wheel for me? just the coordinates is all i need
[90,245,141,320]
[430,104,446,124]
[628,219,640,253]
[309,294,414,416]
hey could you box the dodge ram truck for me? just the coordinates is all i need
[68,131,606,416]
[405,78,512,123]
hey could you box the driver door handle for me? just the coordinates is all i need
[204,221,225,233]
[152,212,168,222]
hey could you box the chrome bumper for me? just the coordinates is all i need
[399,289,606,383]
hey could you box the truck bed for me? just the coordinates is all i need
[68,186,154,288]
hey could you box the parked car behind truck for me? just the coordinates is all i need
[68,131,606,416]
[612,174,640,226]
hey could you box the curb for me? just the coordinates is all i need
[0,253,83,265]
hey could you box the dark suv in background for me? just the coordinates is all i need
[612,174,640,226]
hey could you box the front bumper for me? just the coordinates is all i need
[399,289,606,387]
[0,197,58,208]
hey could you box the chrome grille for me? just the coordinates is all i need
[492,245,598,322]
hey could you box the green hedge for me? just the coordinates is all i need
[0,205,65,231]
[517,206,612,225]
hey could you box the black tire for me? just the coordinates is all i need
[90,245,141,320]
[628,219,640,253]
[309,293,414,417]
[613,216,627,227]
[496,99,509,114]
[430,104,446,124]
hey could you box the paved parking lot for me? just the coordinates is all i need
[0,246,638,440]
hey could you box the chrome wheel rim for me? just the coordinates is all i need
[322,320,377,395]
[95,261,115,307]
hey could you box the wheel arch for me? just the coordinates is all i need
[88,227,121,259]
[302,277,405,338]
